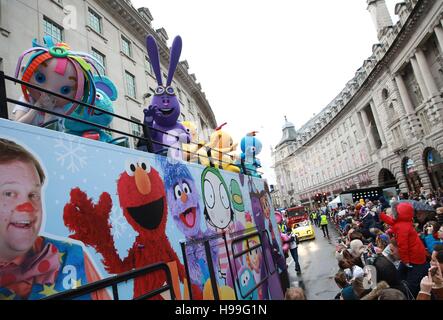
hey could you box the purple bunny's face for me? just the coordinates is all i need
[151,86,181,127]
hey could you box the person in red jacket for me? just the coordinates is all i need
[380,201,429,297]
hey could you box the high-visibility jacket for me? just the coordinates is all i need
[312,212,317,219]
[320,214,328,225]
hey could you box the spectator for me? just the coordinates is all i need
[421,221,441,255]
[349,239,366,267]
[378,288,407,300]
[437,207,443,225]
[287,229,301,274]
[284,287,306,300]
[339,259,364,282]
[380,201,429,297]
[334,270,349,299]
[382,239,401,269]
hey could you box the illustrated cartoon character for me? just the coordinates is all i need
[13,36,100,127]
[237,132,262,177]
[201,167,236,283]
[64,75,123,143]
[198,123,240,173]
[230,179,245,213]
[140,35,190,156]
[160,158,215,296]
[238,266,258,300]
[182,121,206,163]
[202,167,235,231]
[248,178,286,299]
[63,159,202,299]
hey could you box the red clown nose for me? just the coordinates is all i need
[15,202,35,213]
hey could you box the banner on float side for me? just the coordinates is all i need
[0,119,284,300]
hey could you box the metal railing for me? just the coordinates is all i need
[228,230,278,300]
[41,262,176,300]
[0,71,263,174]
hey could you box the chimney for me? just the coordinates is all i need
[367,0,393,40]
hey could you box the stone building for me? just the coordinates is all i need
[272,0,443,208]
[0,0,217,146]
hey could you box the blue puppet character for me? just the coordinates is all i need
[64,76,124,144]
[237,132,262,178]
[238,266,258,300]
[160,159,216,297]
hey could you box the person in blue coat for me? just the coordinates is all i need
[421,221,442,255]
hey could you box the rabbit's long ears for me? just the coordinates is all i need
[146,35,163,86]
[166,36,182,86]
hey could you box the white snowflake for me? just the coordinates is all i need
[110,206,128,240]
[54,137,87,173]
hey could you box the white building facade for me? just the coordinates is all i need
[0,0,217,146]
[273,0,443,208]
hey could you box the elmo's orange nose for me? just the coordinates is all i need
[135,167,151,195]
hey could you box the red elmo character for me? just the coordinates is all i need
[64,160,202,299]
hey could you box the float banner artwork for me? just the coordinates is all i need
[0,119,284,300]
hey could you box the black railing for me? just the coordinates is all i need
[42,262,176,300]
[228,229,276,300]
[0,71,264,174]
[180,233,225,300]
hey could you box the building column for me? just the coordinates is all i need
[359,109,377,152]
[369,100,386,146]
[410,56,430,100]
[415,159,433,193]
[435,24,443,55]
[415,49,439,99]
[394,74,415,115]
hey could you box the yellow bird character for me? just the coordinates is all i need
[182,121,206,163]
[199,123,240,173]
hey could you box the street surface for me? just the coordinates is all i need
[286,223,340,300]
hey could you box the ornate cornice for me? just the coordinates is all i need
[283,0,432,154]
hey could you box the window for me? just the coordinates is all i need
[177,88,183,101]
[121,36,132,57]
[88,8,102,34]
[130,117,142,148]
[144,56,153,74]
[130,117,142,137]
[125,71,136,99]
[43,17,63,43]
[91,48,106,74]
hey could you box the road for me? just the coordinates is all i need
[286,223,340,300]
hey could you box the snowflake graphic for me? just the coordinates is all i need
[110,205,128,240]
[54,137,87,173]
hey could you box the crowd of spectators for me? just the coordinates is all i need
[328,191,443,300]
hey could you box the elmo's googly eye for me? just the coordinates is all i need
[125,161,137,176]
[138,160,151,173]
